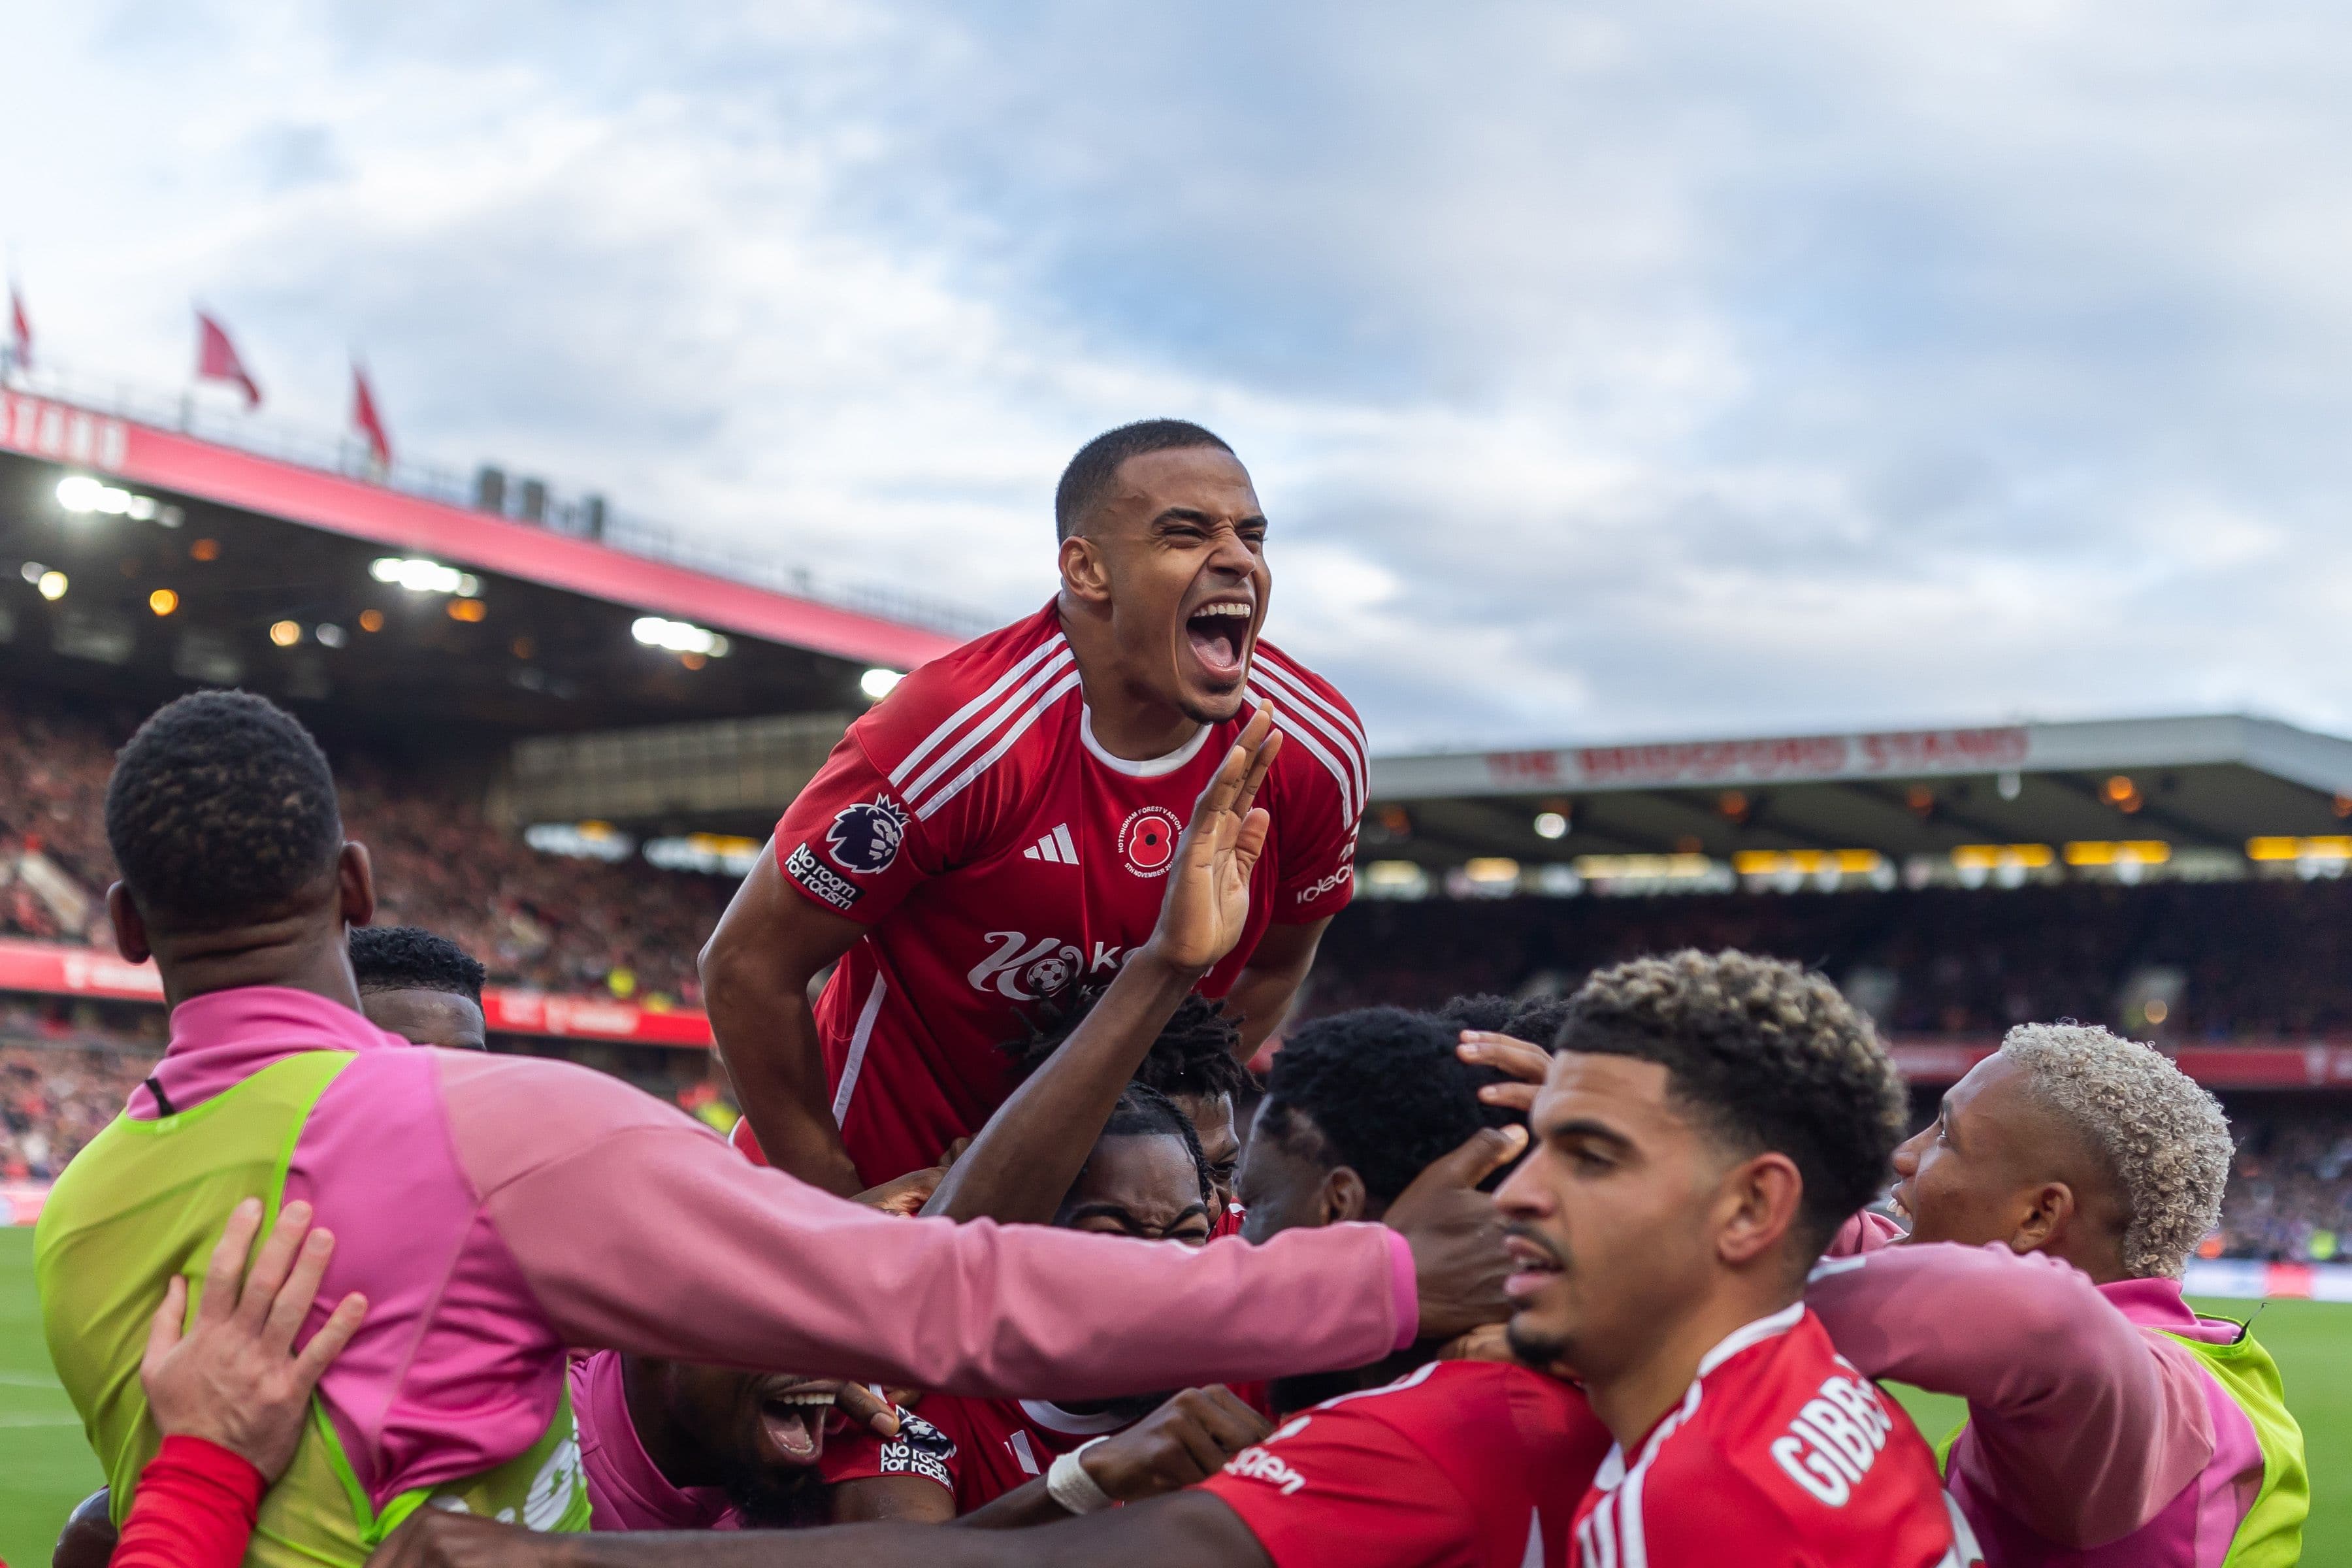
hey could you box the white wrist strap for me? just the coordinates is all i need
[1046,1436,1116,1514]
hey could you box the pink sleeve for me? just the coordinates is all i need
[1823,1209,1904,1257]
[1805,1243,2213,1546]
[443,1054,1414,1398]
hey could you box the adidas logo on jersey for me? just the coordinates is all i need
[1022,824,1080,864]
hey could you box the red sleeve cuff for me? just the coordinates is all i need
[113,1436,267,1568]
[1384,1230,1419,1351]
[153,1435,266,1507]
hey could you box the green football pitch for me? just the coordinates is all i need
[1,1224,2344,1564]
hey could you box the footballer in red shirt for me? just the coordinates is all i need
[703,420,1365,1192]
[1488,951,1979,1568]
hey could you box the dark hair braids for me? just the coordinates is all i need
[1089,1081,1217,1210]
[1559,949,1907,1257]
[1054,419,1235,541]
[350,925,487,1005]
[105,691,343,932]
[1005,986,1254,1103]
[1257,1005,1525,1207]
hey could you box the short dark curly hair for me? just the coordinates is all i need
[1429,993,1521,1034]
[1257,1006,1524,1209]
[105,691,343,932]
[1054,419,1235,541]
[1558,950,1906,1257]
[1006,987,1254,1104]
[350,926,487,1005]
[1080,1081,1216,1211]
[1504,994,1573,1048]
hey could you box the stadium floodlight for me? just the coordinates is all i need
[369,556,481,596]
[56,475,179,525]
[269,620,302,647]
[20,561,46,585]
[630,616,730,657]
[37,570,67,601]
[1532,811,1568,840]
[148,589,178,617]
[316,623,347,648]
[860,668,903,700]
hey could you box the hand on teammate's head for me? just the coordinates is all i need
[142,1197,368,1479]
[1382,1123,1529,1343]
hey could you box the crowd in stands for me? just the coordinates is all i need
[2215,1108,2352,1263]
[0,687,728,1002]
[1314,880,2352,1040]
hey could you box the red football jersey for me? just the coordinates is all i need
[761,600,1365,1184]
[821,1394,1136,1514]
[1200,1360,1612,1568]
[1571,1305,1978,1568]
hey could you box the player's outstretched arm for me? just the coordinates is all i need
[373,1490,1271,1568]
[923,709,1281,1224]
[700,840,868,1198]
[1806,1242,2210,1547]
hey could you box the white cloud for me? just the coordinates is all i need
[6,2,2352,749]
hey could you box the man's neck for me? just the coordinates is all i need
[1585,1283,1801,1454]
[155,921,363,1015]
[1272,1345,1432,1418]
[1055,595,1202,760]
[621,1357,712,1492]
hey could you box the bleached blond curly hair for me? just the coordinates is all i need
[1999,1022,2232,1279]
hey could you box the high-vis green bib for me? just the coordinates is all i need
[35,1051,589,1567]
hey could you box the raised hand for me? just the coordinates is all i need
[1141,706,1282,975]
[142,1197,368,1479]
[1380,1124,1529,1343]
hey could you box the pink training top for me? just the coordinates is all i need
[128,986,1418,1511]
[568,1350,740,1531]
[1808,1222,2263,1567]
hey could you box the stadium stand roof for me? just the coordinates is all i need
[0,385,970,740]
[1364,715,2352,881]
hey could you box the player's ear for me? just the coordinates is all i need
[108,883,150,964]
[1714,1151,1803,1268]
[1322,1166,1370,1225]
[2010,1181,2074,1256]
[1059,530,1112,605]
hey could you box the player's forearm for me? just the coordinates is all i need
[1223,918,1326,1056]
[951,1476,1073,1529]
[1806,1242,2209,1544]
[494,1119,1411,1400]
[923,953,1201,1224]
[702,944,862,1197]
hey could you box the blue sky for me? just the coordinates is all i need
[6,1,2351,750]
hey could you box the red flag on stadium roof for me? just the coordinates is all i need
[351,363,392,468]
[194,309,262,408]
[7,282,29,371]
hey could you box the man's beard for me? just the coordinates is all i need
[720,1460,828,1529]
[1505,1318,1571,1375]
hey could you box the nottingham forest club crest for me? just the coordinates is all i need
[826,796,909,875]
[1118,806,1183,878]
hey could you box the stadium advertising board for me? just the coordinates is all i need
[0,936,715,1048]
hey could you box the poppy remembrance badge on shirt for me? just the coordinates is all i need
[1117,806,1183,877]
[827,796,910,874]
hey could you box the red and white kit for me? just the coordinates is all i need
[751,600,1365,1184]
[1570,1304,1979,1568]
[1200,1360,1614,1568]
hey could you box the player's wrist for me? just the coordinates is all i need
[1130,939,1213,982]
